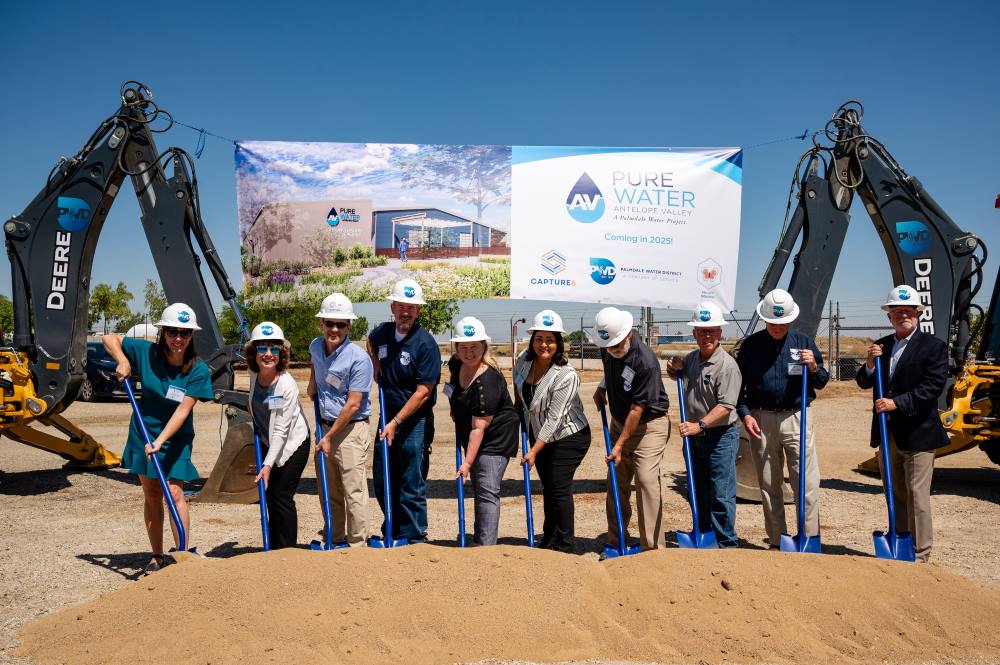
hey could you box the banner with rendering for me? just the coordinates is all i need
[509,147,743,310]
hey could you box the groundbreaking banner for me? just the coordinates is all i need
[510,147,742,310]
[234,142,740,308]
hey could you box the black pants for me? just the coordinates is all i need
[534,426,590,552]
[263,438,310,549]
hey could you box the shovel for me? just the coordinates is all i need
[310,396,348,551]
[455,431,466,547]
[368,384,409,548]
[674,373,718,549]
[779,361,822,553]
[519,414,536,547]
[251,429,270,551]
[872,356,916,562]
[123,378,194,554]
[599,405,641,558]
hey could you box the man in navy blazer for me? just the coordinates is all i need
[856,285,949,562]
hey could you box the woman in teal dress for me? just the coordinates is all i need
[103,303,213,572]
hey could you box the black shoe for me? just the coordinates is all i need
[144,555,165,574]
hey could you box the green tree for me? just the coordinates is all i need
[89,282,134,334]
[349,315,369,341]
[143,279,167,322]
[419,299,458,335]
[0,294,13,340]
[115,310,145,334]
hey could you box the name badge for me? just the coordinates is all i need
[325,371,343,389]
[165,385,187,403]
[621,366,635,383]
[443,383,455,398]
[266,395,285,410]
[378,345,388,359]
[787,363,804,376]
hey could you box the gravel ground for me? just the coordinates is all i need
[1,372,997,664]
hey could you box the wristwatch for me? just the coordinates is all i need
[697,419,707,432]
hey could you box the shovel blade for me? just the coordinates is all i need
[676,529,719,549]
[872,529,916,562]
[779,533,822,554]
[367,536,410,549]
[602,543,641,559]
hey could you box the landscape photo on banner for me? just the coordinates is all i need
[235,142,513,307]
[234,142,741,310]
[510,146,743,311]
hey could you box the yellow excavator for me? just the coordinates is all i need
[734,101,999,499]
[1,82,258,502]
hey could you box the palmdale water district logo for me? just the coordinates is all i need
[589,257,616,285]
[57,197,92,233]
[566,173,605,223]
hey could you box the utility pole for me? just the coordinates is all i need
[835,301,841,380]
[828,301,833,370]
[580,315,585,371]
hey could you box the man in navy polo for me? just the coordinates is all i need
[367,278,441,542]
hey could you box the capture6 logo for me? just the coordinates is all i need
[57,196,93,233]
[541,249,567,275]
[896,221,930,255]
[589,257,617,285]
[566,173,605,223]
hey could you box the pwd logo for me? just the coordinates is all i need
[261,324,273,335]
[57,196,92,233]
[403,286,416,298]
[897,288,912,301]
[698,309,712,322]
[177,310,191,323]
[541,249,567,275]
[541,315,555,327]
[896,221,930,255]
[589,257,617,285]
[566,173,605,223]
[772,305,784,317]
[463,324,475,337]
[326,206,340,227]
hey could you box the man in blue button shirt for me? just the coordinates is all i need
[308,292,374,546]
[366,278,441,543]
[736,289,829,548]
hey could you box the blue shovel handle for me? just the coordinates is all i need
[874,357,899,539]
[376,384,396,547]
[252,430,270,551]
[599,405,628,557]
[312,396,334,550]
[519,413,535,548]
[797,364,808,538]
[455,432,466,547]
[123,378,186,552]
[675,373,702,533]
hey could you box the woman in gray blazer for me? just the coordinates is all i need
[513,310,591,552]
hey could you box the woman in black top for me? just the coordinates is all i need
[447,316,518,545]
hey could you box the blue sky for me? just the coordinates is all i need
[1,0,997,340]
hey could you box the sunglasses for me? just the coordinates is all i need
[163,327,193,338]
[256,345,282,356]
[323,320,349,330]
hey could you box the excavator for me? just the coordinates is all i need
[734,100,1000,498]
[1,81,260,503]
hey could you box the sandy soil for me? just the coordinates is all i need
[1,372,998,664]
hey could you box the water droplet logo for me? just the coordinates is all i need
[896,221,930,255]
[566,173,605,223]
[57,196,92,233]
[589,257,617,285]
[178,310,191,323]
[542,315,554,326]
[403,286,416,298]
[772,305,784,317]
[326,206,340,227]
[261,325,273,335]
[699,309,712,322]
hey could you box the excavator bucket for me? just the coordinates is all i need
[192,407,260,504]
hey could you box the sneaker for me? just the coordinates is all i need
[143,555,165,574]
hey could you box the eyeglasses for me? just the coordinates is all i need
[256,345,282,356]
[323,320,349,330]
[163,327,193,338]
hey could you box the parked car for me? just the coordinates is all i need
[80,342,141,401]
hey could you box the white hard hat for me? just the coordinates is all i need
[124,323,158,341]
[756,289,800,324]
[316,292,358,320]
[881,284,926,312]
[155,303,202,330]
[592,307,634,348]
[687,302,728,328]
[450,316,490,343]
[527,309,566,333]
[388,278,427,305]
[250,321,286,343]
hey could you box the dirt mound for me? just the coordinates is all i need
[16,546,1000,665]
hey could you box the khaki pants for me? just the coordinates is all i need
[316,419,371,544]
[877,436,935,562]
[750,408,820,544]
[606,415,670,550]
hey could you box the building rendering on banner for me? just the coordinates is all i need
[245,200,508,265]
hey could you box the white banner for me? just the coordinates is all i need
[510,147,742,310]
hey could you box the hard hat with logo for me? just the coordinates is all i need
[450,316,490,343]
[315,292,358,320]
[881,284,926,312]
[388,278,427,305]
[250,321,287,344]
[155,303,202,330]
[527,309,566,334]
[592,307,634,348]
[687,302,728,328]
[756,288,800,324]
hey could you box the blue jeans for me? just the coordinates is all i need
[373,415,429,541]
[691,424,739,548]
[469,454,510,545]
